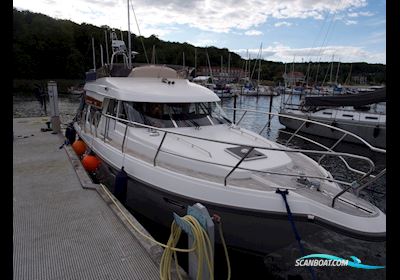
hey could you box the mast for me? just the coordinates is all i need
[329,54,334,84]
[220,55,223,76]
[206,50,214,84]
[315,59,320,86]
[104,29,110,64]
[345,63,352,85]
[194,48,197,77]
[335,61,341,85]
[100,44,104,67]
[228,52,231,81]
[151,45,156,64]
[91,37,96,70]
[127,0,132,68]
[305,61,311,87]
[257,43,262,93]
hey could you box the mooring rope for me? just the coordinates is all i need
[276,189,317,280]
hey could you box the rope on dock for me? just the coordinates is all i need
[99,183,231,280]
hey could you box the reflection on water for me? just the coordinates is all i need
[13,94,386,280]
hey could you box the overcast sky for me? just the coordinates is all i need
[13,0,386,64]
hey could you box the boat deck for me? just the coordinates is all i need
[95,128,375,217]
[13,117,180,280]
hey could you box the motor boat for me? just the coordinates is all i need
[73,31,385,254]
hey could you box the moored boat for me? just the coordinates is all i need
[72,30,385,254]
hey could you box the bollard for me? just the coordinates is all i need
[188,203,214,280]
[174,203,215,280]
[47,81,61,133]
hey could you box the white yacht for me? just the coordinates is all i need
[73,33,385,254]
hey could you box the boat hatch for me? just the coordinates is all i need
[225,146,267,161]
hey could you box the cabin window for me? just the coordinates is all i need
[121,102,230,128]
[342,114,354,118]
[365,116,378,120]
[89,106,102,127]
[322,112,332,115]
[107,99,117,116]
[118,101,127,120]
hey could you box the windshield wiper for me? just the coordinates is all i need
[182,112,200,128]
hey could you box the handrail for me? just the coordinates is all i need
[175,136,212,158]
[285,120,306,146]
[154,132,167,166]
[332,168,386,207]
[121,124,129,153]
[278,130,371,178]
[317,133,347,165]
[224,147,254,186]
[99,113,375,174]
[224,107,386,154]
[80,112,383,208]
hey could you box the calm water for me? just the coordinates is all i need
[13,94,386,280]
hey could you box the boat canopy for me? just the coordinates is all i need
[304,88,386,107]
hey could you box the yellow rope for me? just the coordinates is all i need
[100,183,194,253]
[160,215,214,280]
[100,183,231,280]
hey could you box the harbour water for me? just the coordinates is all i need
[13,93,386,280]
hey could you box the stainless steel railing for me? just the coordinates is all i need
[80,109,384,208]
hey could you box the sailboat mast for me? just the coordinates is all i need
[91,37,96,70]
[100,44,104,67]
[329,54,334,84]
[194,48,197,77]
[228,52,231,81]
[127,0,132,68]
[306,61,311,87]
[206,50,214,84]
[335,61,340,84]
[104,29,110,64]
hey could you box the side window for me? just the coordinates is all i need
[118,101,127,120]
[89,106,101,127]
[106,99,117,116]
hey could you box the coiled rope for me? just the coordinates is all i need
[99,183,231,279]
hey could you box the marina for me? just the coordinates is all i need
[13,92,386,279]
[13,1,387,279]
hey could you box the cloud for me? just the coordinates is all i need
[13,0,368,34]
[244,30,263,36]
[344,20,357,25]
[232,44,385,64]
[274,21,292,27]
[348,11,374,17]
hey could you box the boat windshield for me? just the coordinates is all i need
[121,101,231,128]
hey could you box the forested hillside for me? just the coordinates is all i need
[13,8,385,85]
